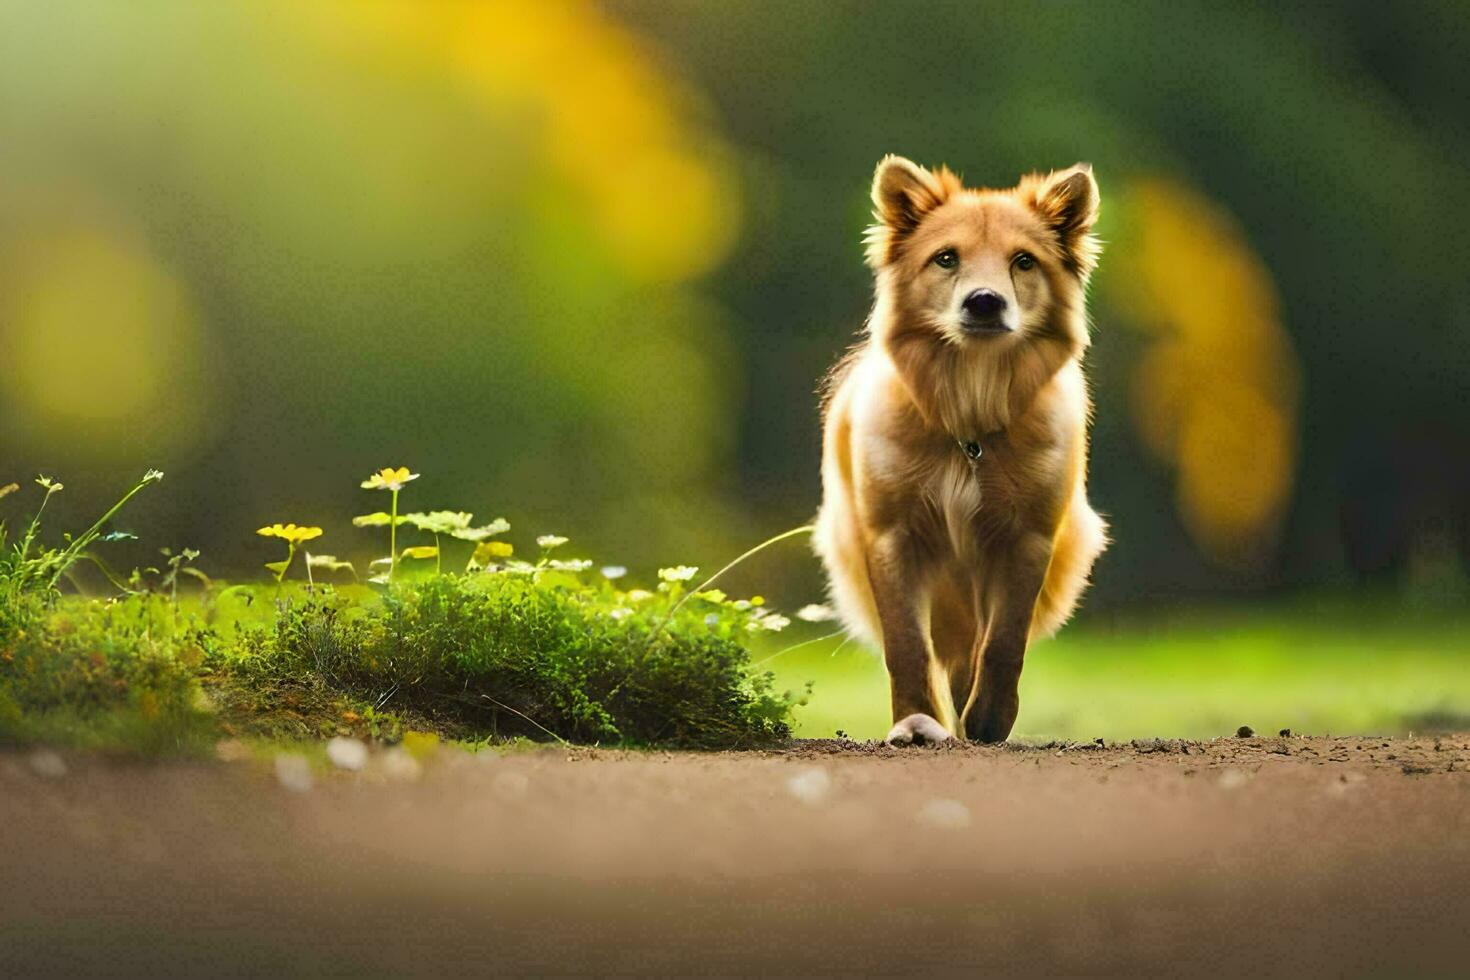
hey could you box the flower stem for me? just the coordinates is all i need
[21,487,59,561]
[389,488,399,582]
[47,470,161,588]
[606,523,815,703]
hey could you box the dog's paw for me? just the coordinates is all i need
[885,713,953,747]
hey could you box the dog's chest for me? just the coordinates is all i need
[920,451,991,546]
[920,437,1061,551]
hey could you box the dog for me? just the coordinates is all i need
[814,156,1108,745]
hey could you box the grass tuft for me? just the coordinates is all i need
[224,574,804,749]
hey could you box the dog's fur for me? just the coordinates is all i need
[814,156,1108,745]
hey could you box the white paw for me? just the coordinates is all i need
[885,713,953,747]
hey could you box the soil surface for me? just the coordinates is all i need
[4,734,1468,976]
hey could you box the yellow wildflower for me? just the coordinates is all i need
[361,467,419,491]
[256,523,324,544]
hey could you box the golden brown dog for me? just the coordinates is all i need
[815,156,1108,745]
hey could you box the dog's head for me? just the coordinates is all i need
[865,156,1099,352]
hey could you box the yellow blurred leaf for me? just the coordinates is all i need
[402,730,439,759]
[472,540,514,563]
[1108,178,1300,568]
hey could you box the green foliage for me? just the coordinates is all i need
[0,594,215,754]
[227,572,805,749]
[0,467,807,753]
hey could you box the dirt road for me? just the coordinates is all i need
[3,734,1468,976]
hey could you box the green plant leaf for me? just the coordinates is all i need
[400,545,439,560]
[179,566,213,586]
[306,554,356,575]
[453,517,511,541]
[399,511,473,534]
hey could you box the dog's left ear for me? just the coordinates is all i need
[1035,163,1101,277]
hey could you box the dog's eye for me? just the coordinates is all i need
[932,249,959,270]
[1013,252,1036,271]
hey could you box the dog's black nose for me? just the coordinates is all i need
[963,289,1007,319]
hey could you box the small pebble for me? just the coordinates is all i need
[274,753,313,793]
[1236,726,1255,738]
[917,798,972,829]
[785,767,832,805]
[493,771,529,799]
[28,749,67,780]
[215,739,251,763]
[326,736,369,772]
[1217,768,1250,790]
[380,747,423,783]
[1278,728,1292,737]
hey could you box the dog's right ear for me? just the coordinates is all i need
[866,155,957,267]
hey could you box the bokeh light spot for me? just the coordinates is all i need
[0,227,212,459]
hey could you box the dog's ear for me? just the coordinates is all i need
[866,155,958,267]
[1034,163,1101,277]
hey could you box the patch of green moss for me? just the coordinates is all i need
[0,594,216,755]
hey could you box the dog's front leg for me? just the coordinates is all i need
[866,530,950,745]
[964,532,1052,743]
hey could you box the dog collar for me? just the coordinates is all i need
[958,439,983,461]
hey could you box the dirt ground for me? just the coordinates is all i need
[3,734,1468,977]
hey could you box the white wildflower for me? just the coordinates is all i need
[547,558,593,572]
[796,603,837,623]
[752,612,791,632]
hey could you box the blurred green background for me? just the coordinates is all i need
[2,1,1467,737]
